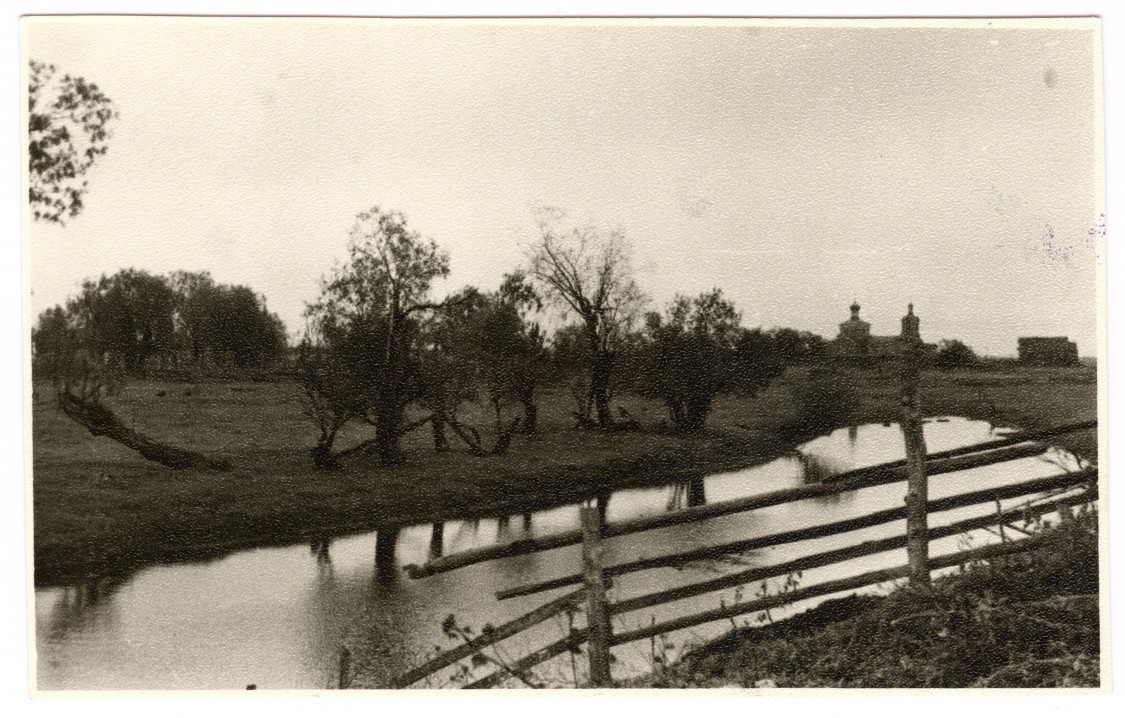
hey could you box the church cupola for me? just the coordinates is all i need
[850,300,861,320]
[901,302,920,339]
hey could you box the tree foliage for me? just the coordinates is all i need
[30,270,244,471]
[169,271,288,368]
[33,268,288,378]
[300,207,450,467]
[526,207,645,427]
[421,273,547,455]
[639,288,785,433]
[28,60,118,224]
[768,327,828,365]
[935,338,978,369]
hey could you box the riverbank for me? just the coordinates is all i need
[31,364,1097,587]
[633,509,1100,688]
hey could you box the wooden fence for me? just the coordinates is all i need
[386,417,1095,689]
[387,348,1096,689]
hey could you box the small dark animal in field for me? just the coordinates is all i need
[184,389,193,397]
[156,389,166,397]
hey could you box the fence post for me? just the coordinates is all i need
[900,331,931,586]
[580,505,613,687]
[338,646,352,689]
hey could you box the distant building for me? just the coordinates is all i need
[829,301,936,365]
[1017,337,1079,366]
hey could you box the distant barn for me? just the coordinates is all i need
[1017,337,1079,366]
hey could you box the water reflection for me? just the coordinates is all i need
[37,417,1082,690]
[665,477,707,511]
[429,523,445,559]
[375,529,399,582]
[42,576,126,643]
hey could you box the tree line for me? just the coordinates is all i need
[294,206,825,468]
[33,269,288,374]
[32,205,831,472]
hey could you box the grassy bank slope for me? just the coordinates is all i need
[31,364,1097,587]
[637,511,1100,688]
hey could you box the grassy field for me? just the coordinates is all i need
[30,364,1098,587]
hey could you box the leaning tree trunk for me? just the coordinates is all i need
[58,391,231,471]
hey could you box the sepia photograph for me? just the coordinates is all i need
[21,14,1107,694]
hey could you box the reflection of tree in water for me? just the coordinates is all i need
[429,522,445,559]
[596,492,611,524]
[797,452,852,506]
[496,515,512,542]
[375,528,400,583]
[354,571,437,688]
[310,539,335,581]
[42,575,126,642]
[666,477,707,511]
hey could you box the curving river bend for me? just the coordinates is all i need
[35,418,1087,690]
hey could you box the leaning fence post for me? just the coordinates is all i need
[900,325,931,586]
[580,504,613,687]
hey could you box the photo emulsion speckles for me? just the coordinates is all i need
[23,17,1105,692]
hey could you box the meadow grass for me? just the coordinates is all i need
[31,364,1097,586]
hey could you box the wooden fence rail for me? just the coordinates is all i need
[392,445,1095,688]
[459,505,1089,689]
[496,467,1094,600]
[610,481,1094,616]
[405,433,1079,579]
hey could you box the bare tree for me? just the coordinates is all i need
[527,208,645,427]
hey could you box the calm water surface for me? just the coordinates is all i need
[35,418,1086,689]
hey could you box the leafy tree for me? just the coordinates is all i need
[527,208,645,428]
[935,338,978,369]
[28,60,118,224]
[781,366,862,441]
[769,327,828,366]
[59,269,177,374]
[413,273,546,457]
[301,207,450,467]
[169,271,288,368]
[471,272,546,435]
[639,289,785,433]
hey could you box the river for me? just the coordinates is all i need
[34,417,1088,690]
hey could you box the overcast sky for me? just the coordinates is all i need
[24,18,1102,356]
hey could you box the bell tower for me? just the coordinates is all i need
[901,303,920,340]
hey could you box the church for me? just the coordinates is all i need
[829,301,937,364]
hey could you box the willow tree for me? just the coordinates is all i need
[527,209,644,427]
[301,207,450,467]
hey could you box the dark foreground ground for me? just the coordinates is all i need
[633,509,1100,688]
[31,364,1098,587]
